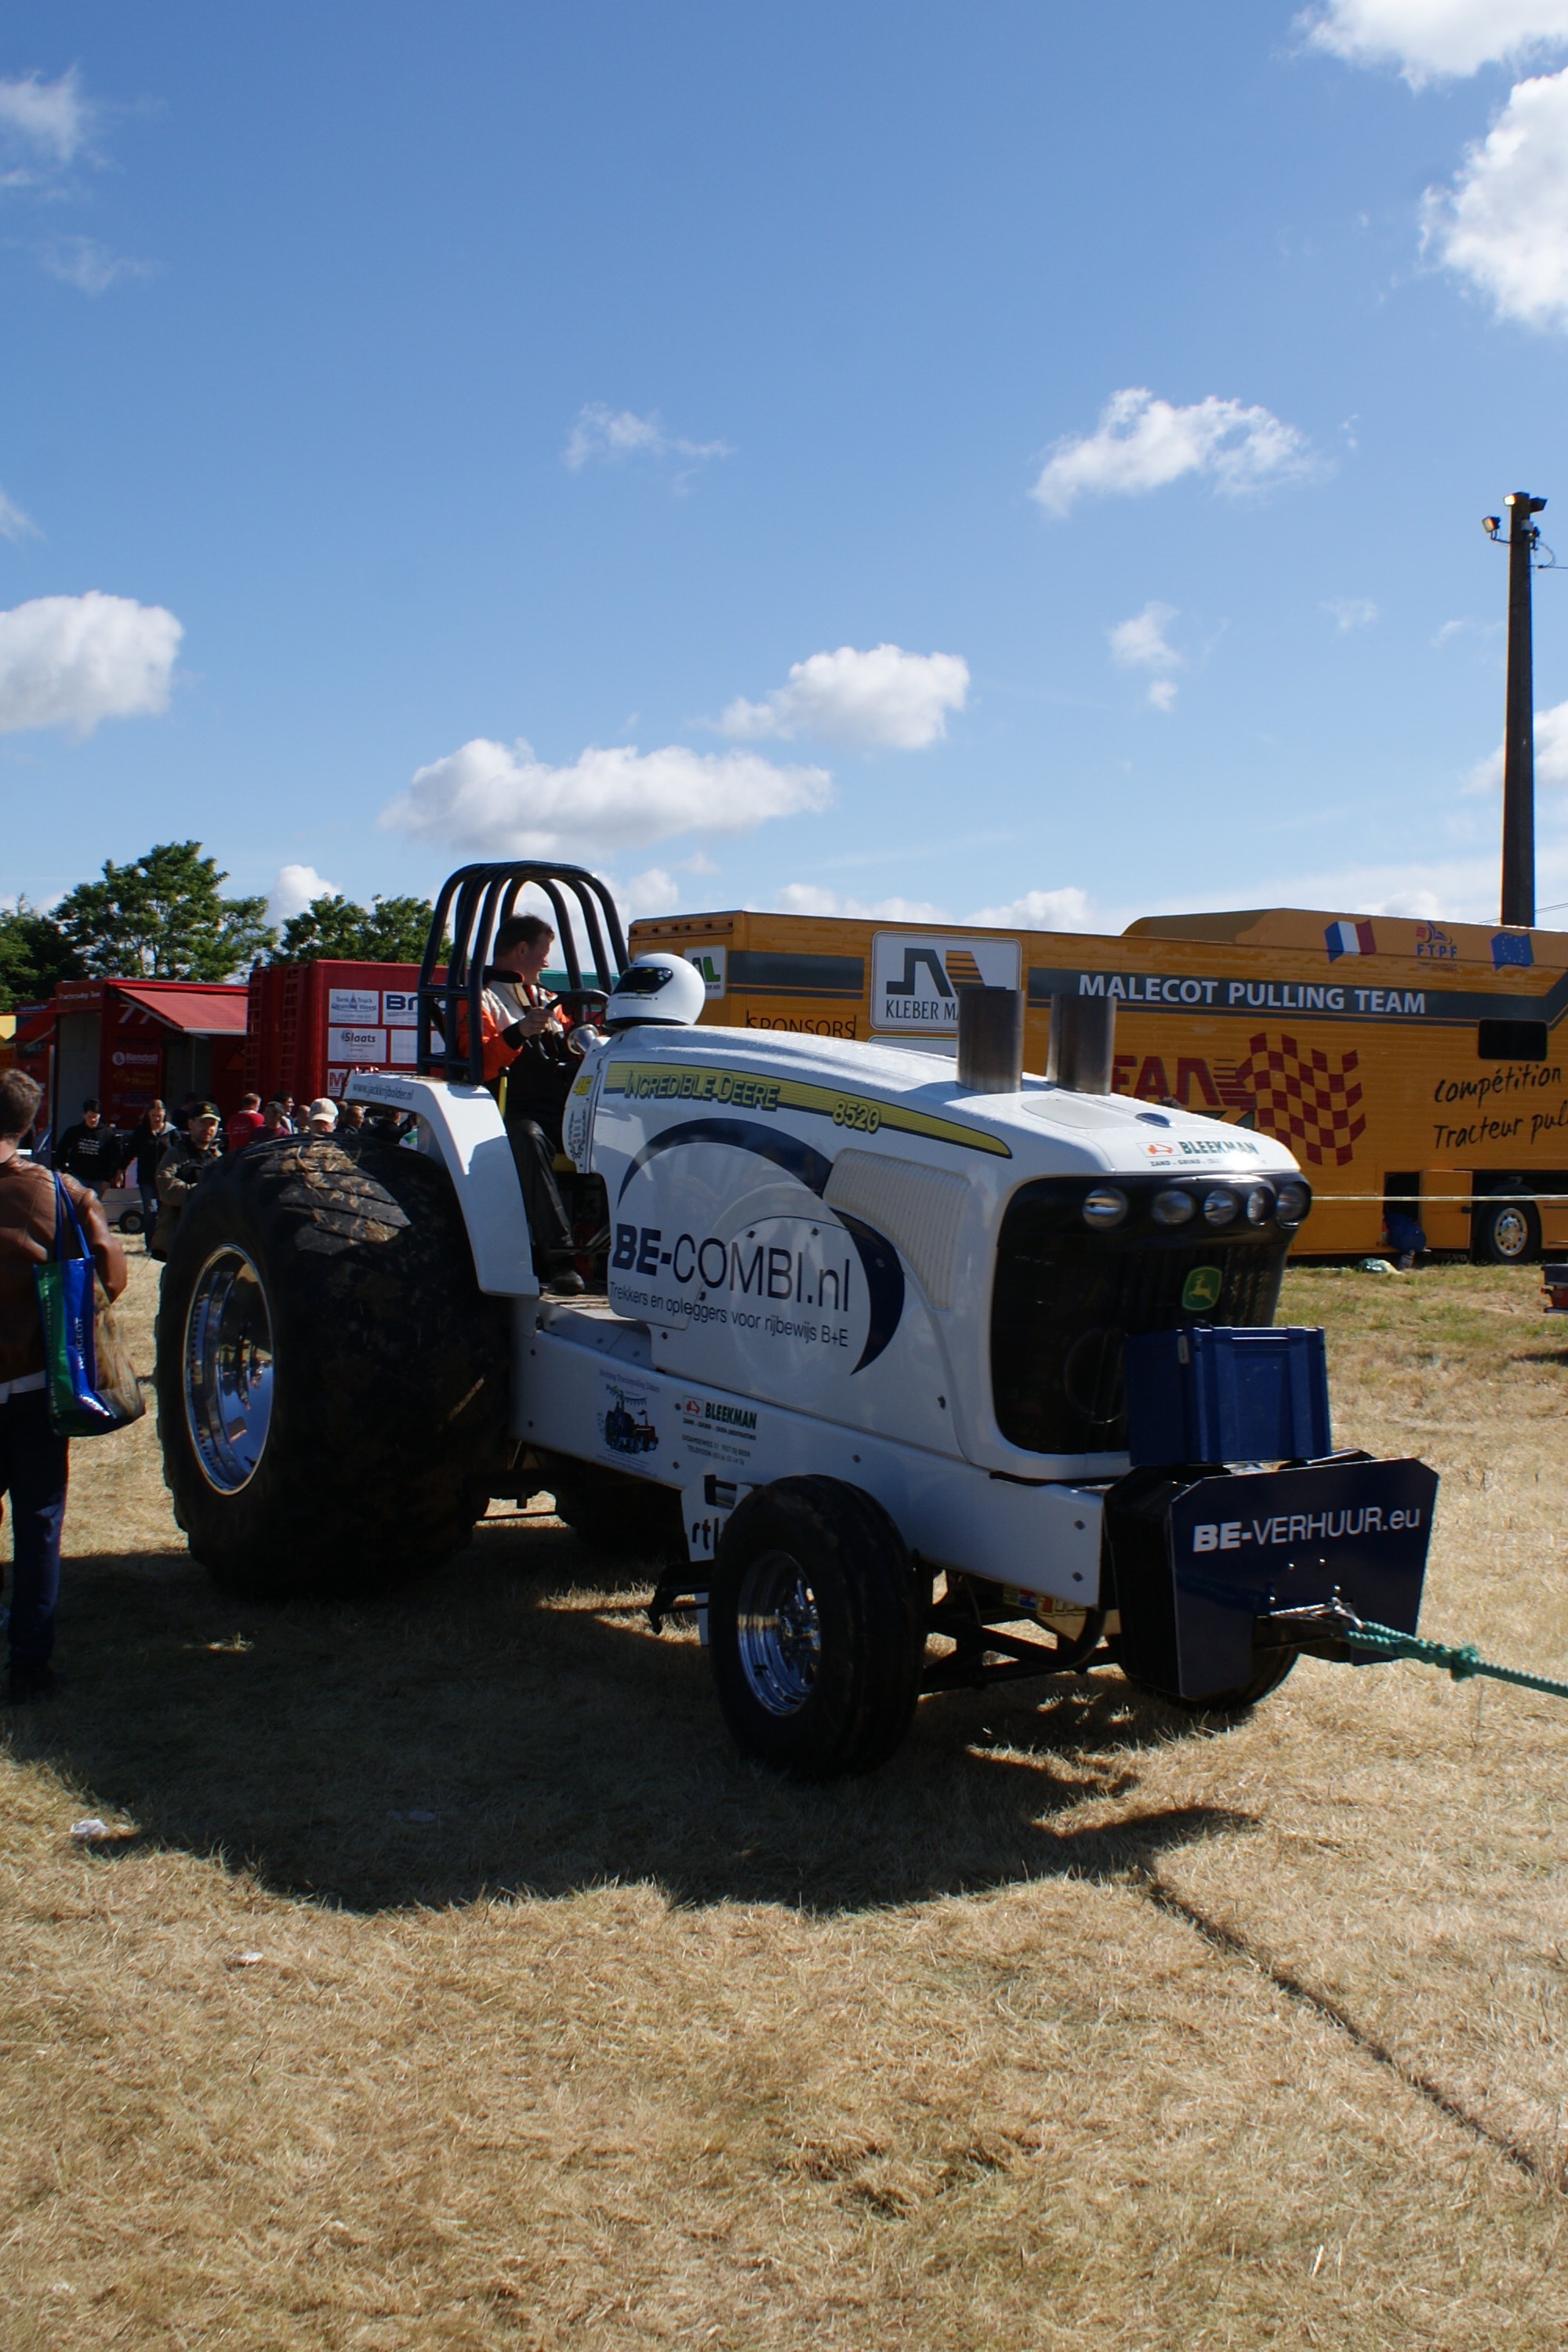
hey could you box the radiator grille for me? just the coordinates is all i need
[992,1179,1289,1455]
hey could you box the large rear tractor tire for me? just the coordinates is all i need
[155,1137,510,1602]
[708,1475,924,1777]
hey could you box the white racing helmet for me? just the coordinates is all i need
[604,953,707,1033]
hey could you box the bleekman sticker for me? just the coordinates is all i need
[870,932,1021,1033]
[1144,1135,1261,1160]
[674,1391,759,1466]
[604,1061,1010,1157]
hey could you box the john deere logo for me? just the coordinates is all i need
[1181,1266,1223,1312]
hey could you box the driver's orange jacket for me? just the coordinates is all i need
[457,978,574,1084]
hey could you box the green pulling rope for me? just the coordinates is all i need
[1345,1619,1568,1703]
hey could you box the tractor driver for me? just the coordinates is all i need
[478,913,590,1285]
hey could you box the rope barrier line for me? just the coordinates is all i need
[1345,1619,1568,1703]
[1307,1192,1568,1206]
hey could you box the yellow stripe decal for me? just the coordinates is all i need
[604,1062,1011,1156]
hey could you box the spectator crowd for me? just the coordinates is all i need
[45,1090,358,1256]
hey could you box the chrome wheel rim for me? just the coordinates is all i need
[736,1548,821,1716]
[183,1246,275,1493]
[1492,1206,1532,1259]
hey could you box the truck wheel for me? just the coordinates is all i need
[155,1137,509,1602]
[708,1476,924,1777]
[549,1467,683,1558]
[1472,1197,1540,1265]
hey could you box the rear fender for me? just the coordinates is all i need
[346,1072,536,1297]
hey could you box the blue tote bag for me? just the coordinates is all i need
[34,1175,125,1437]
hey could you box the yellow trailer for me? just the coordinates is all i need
[627,903,1568,1261]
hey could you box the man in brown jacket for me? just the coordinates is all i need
[0,1069,127,1703]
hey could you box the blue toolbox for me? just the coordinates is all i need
[1123,1324,1332,1468]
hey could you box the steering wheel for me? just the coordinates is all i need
[550,989,610,1022]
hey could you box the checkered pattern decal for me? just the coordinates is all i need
[1230,1030,1366,1167]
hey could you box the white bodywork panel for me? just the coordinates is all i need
[358,1027,1303,1602]
[568,1025,1298,1482]
[520,1298,1105,1605]
[346,1071,539,1297]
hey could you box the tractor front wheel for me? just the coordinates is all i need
[708,1475,924,1777]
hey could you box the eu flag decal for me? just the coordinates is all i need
[1491,931,1534,970]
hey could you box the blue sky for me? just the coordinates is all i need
[5,2,1568,938]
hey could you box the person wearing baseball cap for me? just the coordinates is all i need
[151,1103,223,1261]
[306,1098,338,1134]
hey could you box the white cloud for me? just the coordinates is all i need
[767,884,949,920]
[1109,601,1182,671]
[0,592,183,736]
[563,405,733,476]
[1031,388,1316,517]
[966,886,1099,931]
[762,881,1105,930]
[0,484,38,543]
[621,866,682,917]
[381,736,832,861]
[0,67,92,172]
[1324,595,1381,630]
[1109,604,1182,710]
[41,237,155,297]
[1426,68,1568,327]
[269,864,339,923]
[1229,849,1544,921]
[720,644,970,750]
[1305,2,1568,82]
[1468,695,1568,789]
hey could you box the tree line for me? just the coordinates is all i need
[0,843,445,1011]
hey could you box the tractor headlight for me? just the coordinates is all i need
[1276,1181,1311,1228]
[1151,1188,1196,1227]
[1082,1186,1129,1229]
[1245,1186,1272,1225]
[1203,1188,1240,1228]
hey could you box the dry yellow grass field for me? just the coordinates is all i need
[4,1254,1568,2348]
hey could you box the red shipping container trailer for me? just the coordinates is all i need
[45,978,251,1135]
[246,960,431,1105]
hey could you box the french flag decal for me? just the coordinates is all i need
[1325,918,1376,961]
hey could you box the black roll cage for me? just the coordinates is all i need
[416,862,630,1084]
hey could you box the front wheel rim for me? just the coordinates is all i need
[1492,1206,1531,1258]
[736,1548,822,1716]
[183,1246,275,1493]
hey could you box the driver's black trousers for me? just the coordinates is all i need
[506,1116,572,1265]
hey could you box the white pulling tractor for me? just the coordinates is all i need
[155,862,1438,1776]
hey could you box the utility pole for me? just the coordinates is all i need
[1486,492,1547,928]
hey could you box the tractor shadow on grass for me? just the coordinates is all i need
[5,1512,1257,1914]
